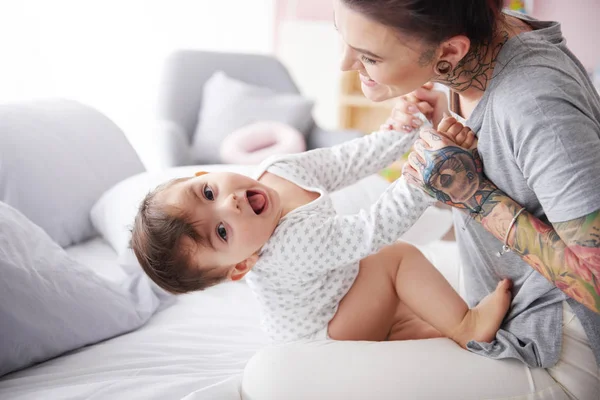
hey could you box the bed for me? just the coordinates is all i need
[0,99,571,400]
[0,153,456,400]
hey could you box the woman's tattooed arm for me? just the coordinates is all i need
[404,129,600,313]
[476,192,600,313]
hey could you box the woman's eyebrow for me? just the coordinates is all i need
[349,45,382,59]
[333,15,382,59]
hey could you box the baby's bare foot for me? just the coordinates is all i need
[452,279,512,348]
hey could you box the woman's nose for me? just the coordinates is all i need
[340,44,359,71]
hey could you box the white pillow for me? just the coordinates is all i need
[91,166,452,259]
[0,99,144,248]
[191,71,314,164]
[0,201,159,377]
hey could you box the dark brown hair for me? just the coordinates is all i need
[130,178,228,294]
[342,0,504,48]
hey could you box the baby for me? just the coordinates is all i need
[131,116,512,347]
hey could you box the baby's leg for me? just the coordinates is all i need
[390,242,512,348]
[328,243,441,341]
[328,242,512,348]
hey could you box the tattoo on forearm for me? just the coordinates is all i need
[477,195,600,313]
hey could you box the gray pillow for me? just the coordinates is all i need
[0,201,159,377]
[191,71,314,164]
[0,99,145,248]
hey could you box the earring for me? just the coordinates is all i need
[434,60,452,75]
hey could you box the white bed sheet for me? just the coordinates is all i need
[0,238,461,400]
[0,238,270,400]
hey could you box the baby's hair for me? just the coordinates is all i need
[130,177,228,294]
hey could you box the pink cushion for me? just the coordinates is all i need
[220,121,306,164]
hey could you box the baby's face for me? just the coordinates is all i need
[159,172,282,272]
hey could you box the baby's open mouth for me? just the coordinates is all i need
[246,190,266,215]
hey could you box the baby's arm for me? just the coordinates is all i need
[285,117,477,273]
[274,113,431,193]
[281,178,435,274]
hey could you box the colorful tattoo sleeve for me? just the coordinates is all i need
[476,195,600,313]
[416,144,600,313]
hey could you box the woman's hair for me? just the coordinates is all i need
[341,0,504,48]
[130,178,228,294]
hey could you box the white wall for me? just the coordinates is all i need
[276,20,342,130]
[0,0,275,149]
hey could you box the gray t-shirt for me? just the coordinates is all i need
[457,11,600,368]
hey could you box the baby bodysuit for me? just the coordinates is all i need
[245,128,436,343]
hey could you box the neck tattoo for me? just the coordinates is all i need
[441,30,509,93]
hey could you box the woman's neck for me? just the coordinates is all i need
[437,15,531,106]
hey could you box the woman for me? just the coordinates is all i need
[334,0,599,398]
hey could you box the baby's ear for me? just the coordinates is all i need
[195,171,208,177]
[229,253,259,281]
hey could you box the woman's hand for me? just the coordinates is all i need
[402,126,494,213]
[383,82,449,132]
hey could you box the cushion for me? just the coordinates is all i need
[91,165,453,259]
[191,71,314,164]
[219,121,306,164]
[242,336,566,400]
[0,99,145,248]
[0,201,159,377]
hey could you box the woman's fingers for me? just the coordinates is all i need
[408,152,426,174]
[416,101,435,120]
[406,93,434,121]
[391,97,426,132]
[419,127,449,149]
[413,139,428,155]
[402,162,424,187]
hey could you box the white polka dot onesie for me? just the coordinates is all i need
[245,128,436,343]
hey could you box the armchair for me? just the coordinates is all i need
[151,50,362,168]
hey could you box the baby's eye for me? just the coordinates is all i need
[217,223,227,242]
[203,185,215,201]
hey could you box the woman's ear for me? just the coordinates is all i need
[437,35,471,70]
[229,253,259,281]
[195,171,208,177]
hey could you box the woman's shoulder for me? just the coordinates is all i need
[488,40,594,118]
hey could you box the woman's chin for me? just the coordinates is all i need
[361,83,395,102]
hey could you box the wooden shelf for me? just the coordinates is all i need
[338,71,398,133]
[339,94,396,109]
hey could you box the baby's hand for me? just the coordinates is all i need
[436,114,478,149]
